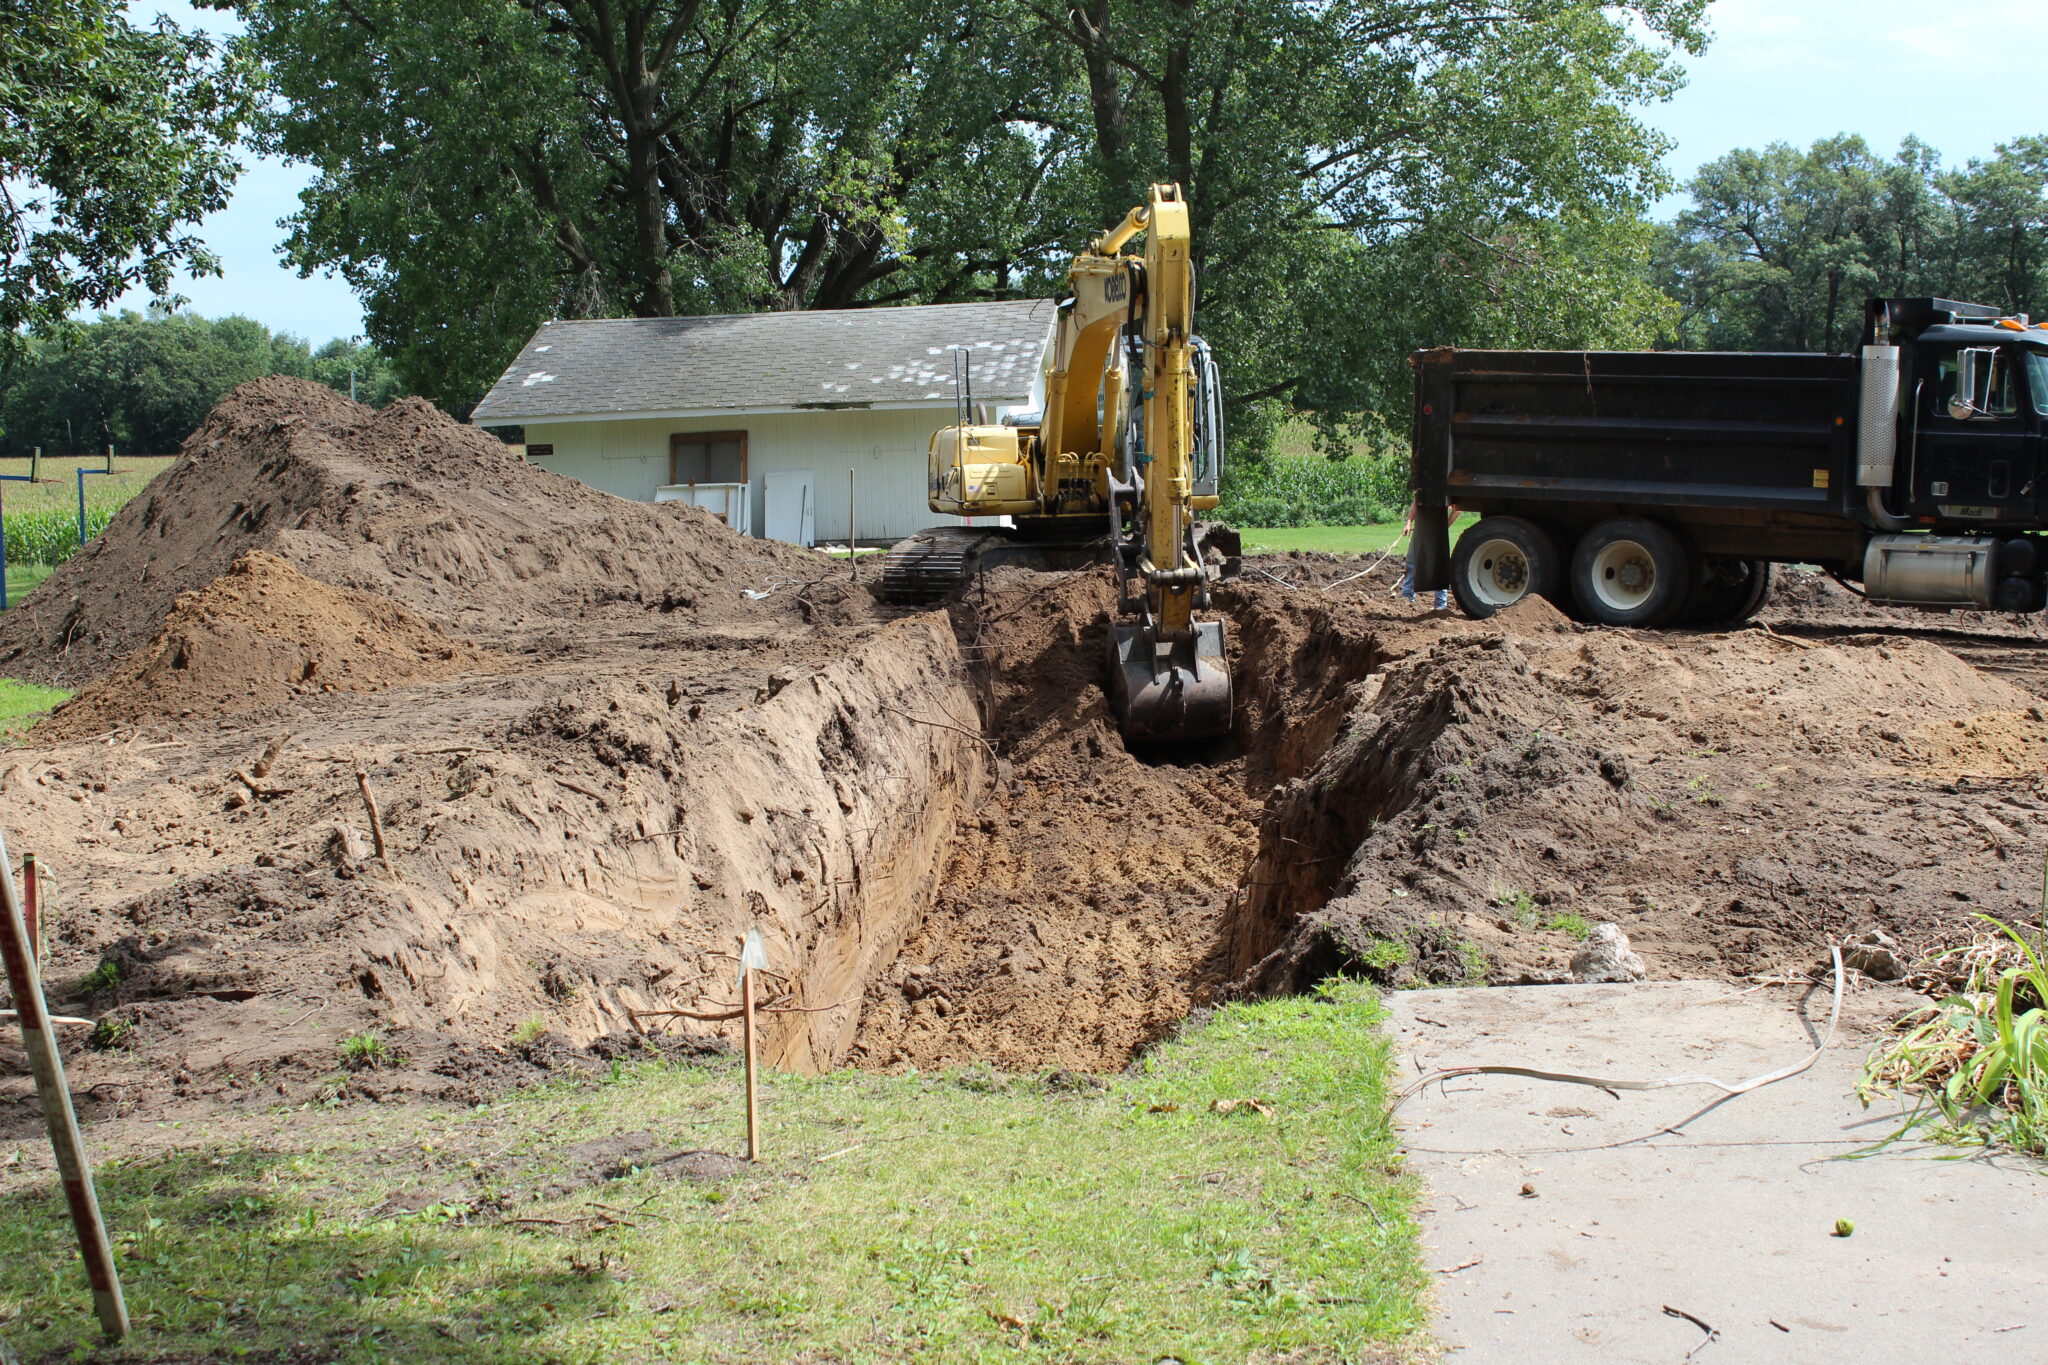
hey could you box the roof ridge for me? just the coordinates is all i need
[539,298,1051,327]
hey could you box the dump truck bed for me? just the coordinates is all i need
[1412,347,1861,514]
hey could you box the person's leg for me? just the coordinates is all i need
[1399,556,1417,602]
[1435,587,1449,609]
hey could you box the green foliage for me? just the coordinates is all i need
[1494,887,1539,929]
[0,312,402,457]
[1859,915,2048,1156]
[1658,134,2048,352]
[1,1,251,366]
[1218,451,1407,529]
[510,1016,549,1046]
[0,983,1428,1362]
[1545,913,1592,941]
[234,0,1702,419]
[1358,938,1409,973]
[339,1031,390,1070]
[77,960,121,995]
[87,1016,136,1051]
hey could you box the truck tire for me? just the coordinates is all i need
[1686,558,1772,625]
[1572,518,1693,628]
[1450,517,1561,619]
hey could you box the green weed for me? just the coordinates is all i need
[1359,938,1409,972]
[1494,887,1538,928]
[1545,914,1592,941]
[76,959,121,995]
[1858,915,2048,1156]
[1686,775,1724,806]
[339,1031,390,1070]
[87,1016,135,1051]
[510,1015,550,1045]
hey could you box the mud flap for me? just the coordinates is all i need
[1107,619,1232,743]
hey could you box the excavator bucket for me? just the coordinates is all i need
[1108,619,1232,743]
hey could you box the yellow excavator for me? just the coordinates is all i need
[879,183,1233,743]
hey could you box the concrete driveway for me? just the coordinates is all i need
[1388,981,2043,1363]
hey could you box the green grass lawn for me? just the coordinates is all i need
[0,983,1428,1364]
[0,676,68,734]
[1,561,54,607]
[1238,515,1477,556]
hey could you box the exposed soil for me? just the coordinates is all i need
[7,376,2048,1162]
[0,375,862,687]
[38,551,498,741]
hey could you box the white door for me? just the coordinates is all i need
[763,470,816,546]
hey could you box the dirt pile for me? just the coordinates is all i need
[0,376,858,686]
[38,551,497,741]
[1232,607,2048,994]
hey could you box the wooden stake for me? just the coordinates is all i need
[0,833,128,1340]
[742,967,760,1161]
[22,852,38,966]
[353,759,397,880]
[848,466,859,581]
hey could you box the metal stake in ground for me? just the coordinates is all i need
[738,927,770,1161]
[0,831,127,1340]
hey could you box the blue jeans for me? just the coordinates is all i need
[1401,558,1448,609]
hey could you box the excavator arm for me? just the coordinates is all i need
[1103,185,1232,742]
[906,182,1232,743]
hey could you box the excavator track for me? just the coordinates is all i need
[878,528,986,603]
[879,527,1109,604]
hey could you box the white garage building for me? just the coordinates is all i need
[469,299,1055,546]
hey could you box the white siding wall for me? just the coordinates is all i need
[519,409,949,544]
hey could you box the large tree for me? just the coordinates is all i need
[0,310,403,455]
[1656,134,2048,353]
[235,0,1702,430]
[0,0,250,365]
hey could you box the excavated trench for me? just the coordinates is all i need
[33,377,2048,1113]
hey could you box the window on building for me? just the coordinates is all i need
[671,431,747,484]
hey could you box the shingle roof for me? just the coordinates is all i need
[470,298,1055,424]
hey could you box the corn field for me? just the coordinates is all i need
[3,506,118,565]
[0,456,171,569]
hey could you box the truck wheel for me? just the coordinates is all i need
[1450,517,1561,618]
[1686,558,1772,625]
[1572,518,1693,628]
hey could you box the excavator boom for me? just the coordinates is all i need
[1102,185,1232,742]
[890,182,1232,743]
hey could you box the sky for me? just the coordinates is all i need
[106,0,2048,348]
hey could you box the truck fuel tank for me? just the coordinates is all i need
[1863,534,1998,609]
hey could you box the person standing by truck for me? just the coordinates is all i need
[1400,495,1455,608]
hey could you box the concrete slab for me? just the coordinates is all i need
[1388,981,2044,1363]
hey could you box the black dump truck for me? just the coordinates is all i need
[1407,297,2048,626]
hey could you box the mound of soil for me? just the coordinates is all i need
[38,551,496,741]
[1232,607,2048,996]
[0,376,855,685]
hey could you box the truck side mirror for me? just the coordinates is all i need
[1950,349,1981,419]
[1948,347,2003,420]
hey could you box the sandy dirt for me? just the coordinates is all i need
[7,377,2048,1162]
